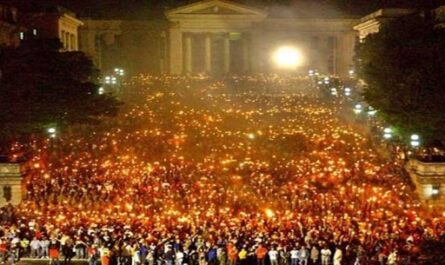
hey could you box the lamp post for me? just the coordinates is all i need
[114,68,125,76]
[47,127,57,138]
[353,104,363,114]
[410,134,420,148]
[383,128,393,139]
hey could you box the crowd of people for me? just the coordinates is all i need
[1,74,444,265]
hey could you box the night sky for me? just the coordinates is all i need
[1,0,443,19]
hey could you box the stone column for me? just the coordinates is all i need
[205,34,212,73]
[250,29,263,72]
[169,27,183,74]
[337,32,356,78]
[242,34,250,72]
[223,34,230,74]
[184,34,193,73]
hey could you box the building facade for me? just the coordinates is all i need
[79,0,359,77]
[354,8,415,42]
[0,3,19,46]
[18,6,83,51]
[164,0,358,77]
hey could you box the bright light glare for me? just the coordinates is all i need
[273,46,303,69]
[265,208,274,218]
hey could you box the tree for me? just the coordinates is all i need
[357,14,445,146]
[0,39,121,150]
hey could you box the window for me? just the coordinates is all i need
[33,29,38,36]
[19,32,24,40]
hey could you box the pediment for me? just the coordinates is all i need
[166,0,267,18]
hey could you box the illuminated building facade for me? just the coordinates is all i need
[79,0,358,77]
[164,0,357,77]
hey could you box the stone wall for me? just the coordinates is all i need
[406,159,445,209]
[0,163,26,206]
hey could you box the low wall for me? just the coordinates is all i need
[0,162,26,206]
[405,159,445,209]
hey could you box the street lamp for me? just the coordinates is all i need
[104,76,117,85]
[353,103,363,114]
[273,46,304,69]
[410,134,420,147]
[367,106,377,116]
[324,77,330,84]
[308,69,314,76]
[383,128,393,139]
[47,127,57,138]
[349,70,355,76]
[115,68,125,76]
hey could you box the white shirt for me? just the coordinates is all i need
[290,250,299,259]
[321,249,331,257]
[269,250,278,260]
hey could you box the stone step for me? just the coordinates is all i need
[17,258,88,265]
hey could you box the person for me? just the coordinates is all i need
[88,245,100,265]
[0,237,8,263]
[147,249,155,265]
[176,248,184,265]
[333,247,342,265]
[30,237,41,258]
[74,237,87,259]
[139,243,148,265]
[132,247,141,265]
[165,246,175,265]
[228,246,238,265]
[256,244,267,265]
[310,246,319,265]
[269,247,279,265]
[290,247,299,265]
[218,246,227,265]
[298,246,308,265]
[100,244,111,265]
[320,246,331,265]
[19,237,29,259]
[62,240,75,265]
[279,247,289,265]
[49,240,60,265]
[387,250,397,265]
[378,251,386,265]
[40,237,50,259]
[7,246,18,265]
[238,247,248,265]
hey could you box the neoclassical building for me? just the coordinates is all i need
[79,0,359,77]
[164,0,358,77]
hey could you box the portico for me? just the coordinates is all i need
[165,0,266,75]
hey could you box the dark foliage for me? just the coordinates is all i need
[358,14,445,145]
[0,39,121,142]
